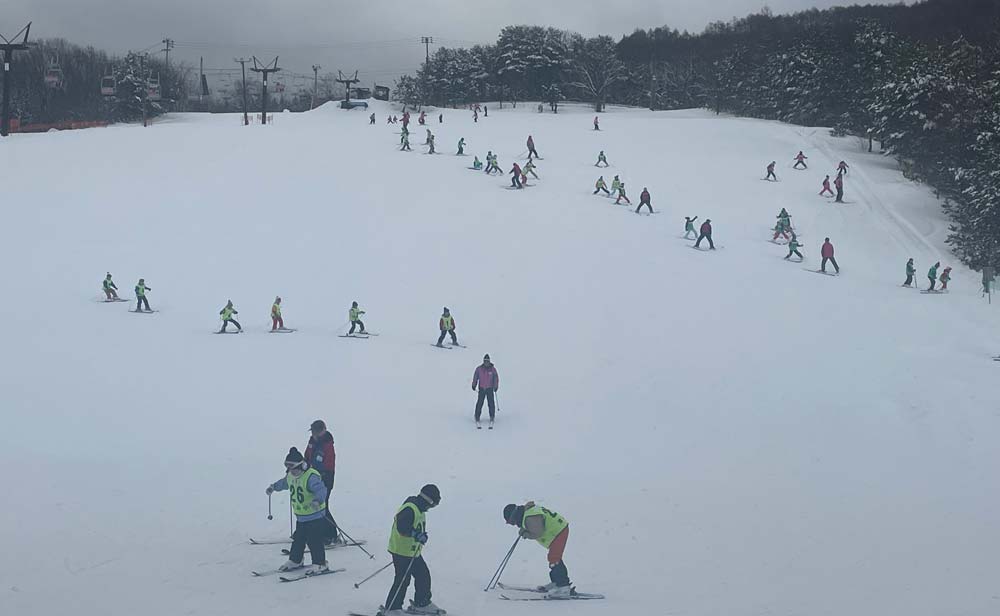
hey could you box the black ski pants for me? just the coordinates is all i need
[694,233,714,249]
[550,560,571,587]
[386,553,431,611]
[322,473,338,542]
[528,146,539,158]
[821,257,840,273]
[835,186,844,202]
[288,517,326,565]
[221,318,241,331]
[785,248,803,260]
[794,160,807,169]
[437,330,458,346]
[928,277,936,291]
[766,170,777,180]
[136,296,150,311]
[904,273,914,286]
[594,187,610,196]
[475,388,496,421]
[349,320,365,334]
[511,174,522,188]
[636,201,652,213]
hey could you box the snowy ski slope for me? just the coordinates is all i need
[1,100,998,616]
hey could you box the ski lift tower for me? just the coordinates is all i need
[0,22,31,137]
[336,70,359,108]
[250,56,280,126]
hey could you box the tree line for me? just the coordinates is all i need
[398,0,1000,269]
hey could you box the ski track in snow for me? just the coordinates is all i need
[1,101,998,616]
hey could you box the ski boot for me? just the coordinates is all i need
[278,559,303,572]
[407,599,446,614]
[545,585,572,599]
[305,562,329,575]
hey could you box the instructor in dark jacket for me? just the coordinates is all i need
[305,419,339,544]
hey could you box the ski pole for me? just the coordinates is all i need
[332,519,375,559]
[354,560,393,589]
[267,492,273,520]
[384,545,423,608]
[495,390,501,415]
[289,499,294,538]
[484,535,520,591]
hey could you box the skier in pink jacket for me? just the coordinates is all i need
[820,238,840,274]
[472,355,500,428]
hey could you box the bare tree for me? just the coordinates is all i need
[567,35,626,112]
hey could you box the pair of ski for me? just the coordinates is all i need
[497,582,604,601]
[347,606,445,616]
[270,327,297,334]
[130,309,157,313]
[102,298,129,303]
[252,566,345,582]
[340,332,379,339]
[804,268,839,276]
[248,537,367,548]
[920,289,947,294]
[431,343,465,350]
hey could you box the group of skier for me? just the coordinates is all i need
[592,174,653,214]
[905,259,952,292]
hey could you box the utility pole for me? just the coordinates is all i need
[250,56,280,127]
[161,38,174,100]
[311,64,321,110]
[420,36,433,108]
[140,53,149,127]
[235,57,249,125]
[0,22,31,137]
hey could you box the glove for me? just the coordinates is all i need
[413,531,428,545]
[471,385,476,391]
[266,486,274,495]
[518,529,529,539]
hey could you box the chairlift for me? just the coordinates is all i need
[44,57,65,89]
[273,81,286,94]
[100,68,116,97]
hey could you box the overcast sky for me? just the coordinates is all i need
[5,0,910,90]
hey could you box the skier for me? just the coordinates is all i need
[271,296,285,331]
[940,266,952,290]
[400,126,409,145]
[102,272,119,301]
[683,216,698,239]
[776,208,792,231]
[927,262,940,291]
[472,354,499,428]
[400,133,412,152]
[610,175,622,196]
[348,301,366,335]
[595,150,609,167]
[837,160,849,175]
[784,234,804,261]
[793,151,808,169]
[438,113,443,123]
[524,159,539,180]
[903,258,916,287]
[819,175,834,197]
[820,238,840,274]
[484,105,488,117]
[424,128,432,145]
[382,484,443,616]
[636,187,653,214]
[593,176,610,196]
[457,138,465,156]
[510,162,523,189]
[134,278,152,312]
[614,182,631,205]
[427,133,436,155]
[266,447,329,574]
[773,217,790,241]
[593,116,600,131]
[765,161,777,181]
[694,219,715,250]
[305,419,339,545]
[219,300,242,332]
[386,116,393,125]
[370,113,376,125]
[527,135,539,159]
[472,156,483,171]
[834,173,844,203]
[418,111,426,125]
[502,501,572,598]
[437,307,458,347]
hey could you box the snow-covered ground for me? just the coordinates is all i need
[2,100,998,616]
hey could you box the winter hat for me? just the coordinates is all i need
[443,307,449,313]
[503,504,518,524]
[419,484,441,506]
[284,447,304,465]
[483,354,491,362]
[310,419,326,432]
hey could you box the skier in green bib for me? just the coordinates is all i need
[684,216,698,239]
[595,151,609,167]
[524,159,539,180]
[349,301,366,335]
[382,484,444,615]
[594,176,610,196]
[456,138,465,156]
[134,278,152,312]
[472,156,483,171]
[503,501,572,598]
[437,307,458,347]
[784,234,804,261]
[102,272,119,301]
[610,175,621,195]
[928,262,940,291]
[266,447,329,574]
[219,300,242,333]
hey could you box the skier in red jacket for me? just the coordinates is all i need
[636,188,653,214]
[527,135,539,159]
[793,151,808,170]
[305,420,339,544]
[820,238,840,274]
[819,175,834,197]
[694,219,715,250]
[510,162,523,189]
